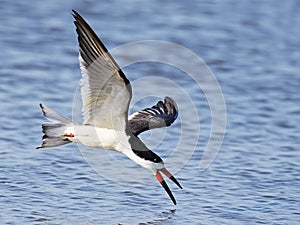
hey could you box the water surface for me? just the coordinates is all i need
[1,1,300,224]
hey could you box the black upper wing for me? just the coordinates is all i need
[128,96,178,136]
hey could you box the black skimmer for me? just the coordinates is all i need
[37,10,182,205]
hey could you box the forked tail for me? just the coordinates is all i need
[36,104,76,149]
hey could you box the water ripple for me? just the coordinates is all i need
[1,0,300,224]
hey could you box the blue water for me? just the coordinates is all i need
[1,0,300,224]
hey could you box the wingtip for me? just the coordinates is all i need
[71,9,82,22]
[39,103,47,116]
[71,9,78,17]
[163,96,178,120]
[164,96,178,111]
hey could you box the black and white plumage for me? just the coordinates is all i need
[37,10,182,205]
[129,97,178,136]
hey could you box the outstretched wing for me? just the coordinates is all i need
[128,96,178,136]
[72,10,132,130]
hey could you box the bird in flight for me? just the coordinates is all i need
[37,10,182,205]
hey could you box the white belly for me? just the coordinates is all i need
[68,125,130,151]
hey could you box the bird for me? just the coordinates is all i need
[37,10,182,205]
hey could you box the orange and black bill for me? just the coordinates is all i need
[155,169,182,205]
[160,168,183,189]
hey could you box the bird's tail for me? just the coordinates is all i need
[36,104,76,149]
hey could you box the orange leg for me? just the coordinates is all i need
[64,133,75,137]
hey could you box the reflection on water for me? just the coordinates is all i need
[137,209,176,225]
[1,0,300,224]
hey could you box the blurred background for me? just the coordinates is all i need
[0,0,299,224]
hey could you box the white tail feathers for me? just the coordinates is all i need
[36,104,76,149]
